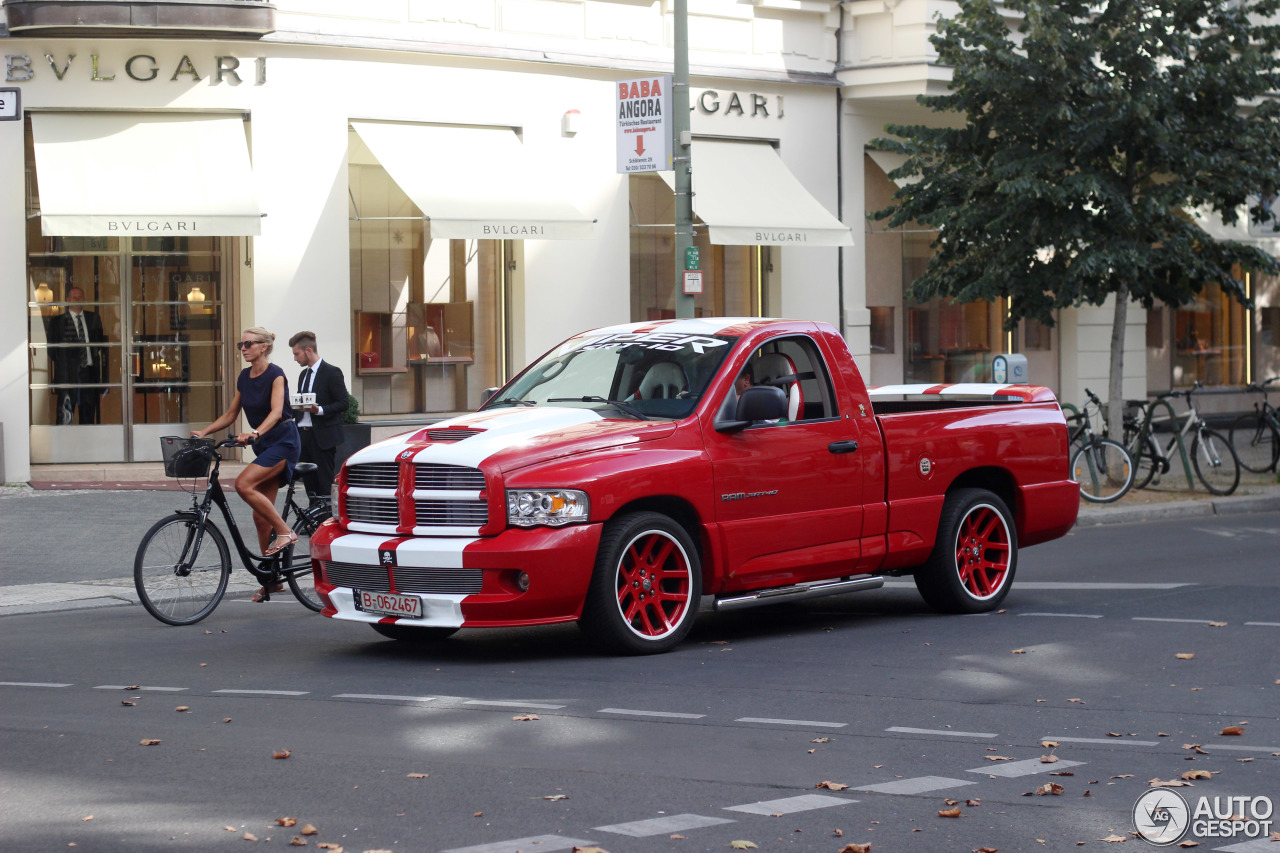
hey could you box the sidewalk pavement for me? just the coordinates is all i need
[2,469,1278,619]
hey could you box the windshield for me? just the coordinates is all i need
[486,331,739,420]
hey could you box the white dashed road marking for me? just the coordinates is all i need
[212,689,309,696]
[1043,736,1159,746]
[595,814,734,837]
[1018,612,1104,619]
[463,700,566,710]
[1209,744,1280,753]
[440,835,598,853]
[94,684,187,692]
[599,707,706,719]
[1132,617,1225,624]
[0,681,70,688]
[886,726,999,738]
[967,758,1086,777]
[724,794,857,815]
[1245,621,1280,627]
[735,717,846,728]
[880,581,1193,590]
[333,693,435,702]
[854,776,977,795]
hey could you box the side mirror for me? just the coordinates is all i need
[716,385,787,432]
[479,387,500,407]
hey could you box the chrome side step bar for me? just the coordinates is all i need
[712,574,884,613]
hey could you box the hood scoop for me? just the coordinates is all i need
[423,427,484,442]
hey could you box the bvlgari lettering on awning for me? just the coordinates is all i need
[5,53,266,85]
[107,220,197,232]
[695,90,784,119]
[755,231,808,243]
[481,224,546,236]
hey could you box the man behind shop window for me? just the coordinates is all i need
[290,331,349,502]
[49,287,107,425]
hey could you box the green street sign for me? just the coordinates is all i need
[685,246,700,270]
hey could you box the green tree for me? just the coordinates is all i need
[872,0,1280,438]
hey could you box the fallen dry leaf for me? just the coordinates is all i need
[139,739,161,746]
[1099,833,1126,842]
[288,838,306,847]
[938,806,962,818]
[121,700,136,707]
[81,816,93,821]
[224,827,237,832]
[275,817,298,827]
[976,848,998,853]
[966,798,981,806]
[1220,726,1245,736]
[1181,770,1218,780]
[1035,783,1065,796]
[1178,842,1199,848]
[300,825,318,836]
[670,834,684,839]
[1238,757,1254,763]
[1149,778,1193,787]
[571,848,610,853]
[407,772,429,779]
[1040,740,1058,748]
[1106,732,1122,737]
[315,844,342,852]
[1041,755,1059,764]
[1207,622,1226,628]
[816,781,849,791]
[811,737,830,744]
[513,714,539,722]
[223,718,232,723]
[175,706,189,712]
[1158,732,1169,737]
[1051,771,1075,777]
[834,828,844,837]
[730,842,758,850]
[1067,698,1085,703]
[839,844,871,853]
[543,794,570,801]
[1111,774,1134,779]
[807,749,817,754]
[984,755,1014,761]
[273,749,291,759]
[1012,649,1025,654]
[473,812,483,818]
[1176,653,1195,660]
[243,832,258,842]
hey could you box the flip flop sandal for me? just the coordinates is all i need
[264,530,298,556]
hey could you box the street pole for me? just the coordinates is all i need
[672,0,694,319]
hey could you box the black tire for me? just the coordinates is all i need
[134,514,230,625]
[1129,433,1162,490]
[579,511,702,655]
[1071,438,1134,503]
[283,505,329,613]
[1191,429,1240,496]
[914,489,1017,614]
[1230,413,1279,474]
[369,623,459,642]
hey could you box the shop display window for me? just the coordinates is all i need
[408,302,474,363]
[869,307,895,354]
[1172,280,1247,387]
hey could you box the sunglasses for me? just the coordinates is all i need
[236,340,268,351]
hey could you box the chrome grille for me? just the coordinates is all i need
[414,500,488,526]
[323,562,483,595]
[346,463,399,489]
[346,496,400,524]
[415,464,486,490]
[427,428,482,441]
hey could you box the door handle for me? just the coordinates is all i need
[828,440,859,454]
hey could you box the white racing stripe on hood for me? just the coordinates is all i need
[581,317,757,338]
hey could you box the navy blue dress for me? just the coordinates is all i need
[237,363,300,486]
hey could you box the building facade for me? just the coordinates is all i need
[2,0,1277,483]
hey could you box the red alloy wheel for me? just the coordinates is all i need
[953,503,1012,599]
[614,530,693,639]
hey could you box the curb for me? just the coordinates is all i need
[1076,492,1280,527]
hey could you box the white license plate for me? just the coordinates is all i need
[354,589,423,619]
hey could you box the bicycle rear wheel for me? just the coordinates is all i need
[1192,429,1240,496]
[1129,433,1162,490]
[134,514,230,625]
[1230,413,1279,474]
[283,503,330,612]
[1071,438,1134,503]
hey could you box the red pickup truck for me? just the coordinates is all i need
[310,318,1078,654]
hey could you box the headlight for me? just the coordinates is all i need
[506,489,590,527]
[330,479,341,515]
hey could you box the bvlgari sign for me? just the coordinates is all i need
[5,52,267,84]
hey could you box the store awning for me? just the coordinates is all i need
[660,139,852,246]
[30,113,262,237]
[866,149,921,187]
[350,121,595,240]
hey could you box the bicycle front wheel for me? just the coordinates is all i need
[1230,413,1279,474]
[1192,429,1240,496]
[134,514,230,625]
[283,503,329,613]
[1071,439,1134,503]
[1129,433,1162,490]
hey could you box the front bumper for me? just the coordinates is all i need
[309,519,603,629]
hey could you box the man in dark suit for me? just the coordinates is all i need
[49,286,107,425]
[289,331,349,501]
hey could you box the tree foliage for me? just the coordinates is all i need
[872,0,1280,329]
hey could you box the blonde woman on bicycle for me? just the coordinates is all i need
[192,327,301,558]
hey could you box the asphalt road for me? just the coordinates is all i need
[1,510,1278,853]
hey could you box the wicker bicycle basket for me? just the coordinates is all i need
[160,436,215,478]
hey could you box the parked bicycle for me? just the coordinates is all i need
[1067,388,1134,503]
[1229,376,1280,474]
[134,436,332,625]
[1123,382,1240,496]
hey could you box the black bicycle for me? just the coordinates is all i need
[1067,388,1134,503]
[134,436,332,625]
[1229,376,1280,474]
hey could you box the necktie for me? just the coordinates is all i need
[75,313,91,368]
[301,367,313,394]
